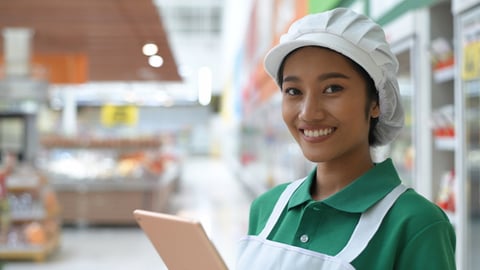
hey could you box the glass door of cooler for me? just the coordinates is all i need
[381,38,416,187]
[455,7,480,269]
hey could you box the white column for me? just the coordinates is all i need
[62,90,78,136]
[2,27,34,77]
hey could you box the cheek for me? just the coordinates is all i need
[281,101,296,122]
[282,104,299,135]
[335,100,368,123]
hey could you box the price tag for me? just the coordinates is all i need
[462,41,480,80]
[101,104,138,126]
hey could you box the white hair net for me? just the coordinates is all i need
[264,8,404,146]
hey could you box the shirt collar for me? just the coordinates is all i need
[287,158,401,213]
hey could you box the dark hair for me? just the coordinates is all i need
[276,47,380,146]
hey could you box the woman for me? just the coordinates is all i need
[237,8,456,270]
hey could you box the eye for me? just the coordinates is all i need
[324,85,343,94]
[283,87,302,96]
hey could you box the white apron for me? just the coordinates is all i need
[237,178,407,270]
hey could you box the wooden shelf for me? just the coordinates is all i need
[40,136,162,149]
[52,164,180,225]
[1,164,62,262]
[0,232,60,262]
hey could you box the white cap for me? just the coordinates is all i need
[264,8,404,146]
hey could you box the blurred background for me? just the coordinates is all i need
[0,0,478,269]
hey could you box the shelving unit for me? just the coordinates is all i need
[386,35,416,188]
[39,136,180,225]
[380,1,456,205]
[454,3,480,267]
[0,165,61,262]
[429,2,456,223]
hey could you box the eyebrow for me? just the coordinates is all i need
[282,72,350,83]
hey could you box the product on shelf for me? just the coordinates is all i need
[436,169,456,213]
[23,222,47,245]
[40,135,177,180]
[432,104,456,150]
[432,104,455,138]
[38,135,180,225]
[431,37,455,83]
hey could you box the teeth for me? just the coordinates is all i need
[303,128,334,138]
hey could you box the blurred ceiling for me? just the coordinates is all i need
[0,0,181,82]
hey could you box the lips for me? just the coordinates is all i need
[302,127,335,138]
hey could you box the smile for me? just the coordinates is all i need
[302,128,335,138]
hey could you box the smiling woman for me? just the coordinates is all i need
[237,8,456,270]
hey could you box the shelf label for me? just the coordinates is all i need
[101,104,138,127]
[462,41,480,80]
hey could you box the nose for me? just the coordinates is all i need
[299,93,325,121]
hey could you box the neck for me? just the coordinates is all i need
[312,151,374,200]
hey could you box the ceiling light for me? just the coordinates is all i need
[148,55,164,68]
[142,43,158,56]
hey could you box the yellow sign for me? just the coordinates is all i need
[101,104,138,126]
[462,41,480,80]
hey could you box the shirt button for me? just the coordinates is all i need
[300,234,309,243]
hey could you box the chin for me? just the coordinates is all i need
[301,151,331,163]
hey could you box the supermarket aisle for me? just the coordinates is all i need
[3,155,253,270]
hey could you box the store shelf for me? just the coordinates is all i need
[40,136,162,149]
[9,207,60,222]
[50,164,180,225]
[433,65,454,84]
[10,211,47,222]
[435,137,456,150]
[0,165,62,262]
[38,135,181,225]
[46,161,180,190]
[0,232,60,262]
[49,176,167,191]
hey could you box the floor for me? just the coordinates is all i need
[3,156,254,270]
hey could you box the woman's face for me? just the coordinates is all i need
[280,46,379,164]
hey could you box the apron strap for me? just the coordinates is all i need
[259,178,307,239]
[335,184,408,262]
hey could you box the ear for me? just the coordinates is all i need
[370,101,380,118]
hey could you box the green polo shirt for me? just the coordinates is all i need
[248,158,456,269]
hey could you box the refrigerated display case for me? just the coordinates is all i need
[454,3,480,269]
[428,3,456,225]
[38,136,180,225]
[385,38,417,187]
[383,2,454,204]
